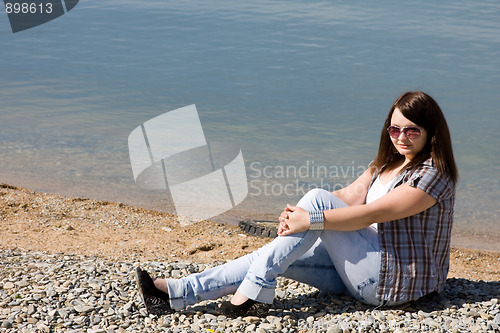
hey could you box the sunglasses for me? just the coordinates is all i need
[387,125,423,139]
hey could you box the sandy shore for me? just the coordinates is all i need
[0,183,498,282]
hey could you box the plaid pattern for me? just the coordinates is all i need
[375,158,456,303]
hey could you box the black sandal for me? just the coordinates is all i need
[135,267,173,316]
[219,299,269,318]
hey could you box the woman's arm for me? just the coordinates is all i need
[332,167,374,206]
[280,184,437,235]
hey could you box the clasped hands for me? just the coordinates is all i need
[278,204,310,236]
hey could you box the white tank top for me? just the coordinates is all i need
[366,175,398,204]
[366,175,398,230]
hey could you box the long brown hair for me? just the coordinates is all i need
[372,91,458,183]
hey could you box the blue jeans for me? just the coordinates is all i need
[166,189,398,310]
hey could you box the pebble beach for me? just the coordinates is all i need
[1,184,499,332]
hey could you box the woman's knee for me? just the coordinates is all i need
[307,188,330,197]
[297,188,344,211]
[297,188,326,210]
[302,188,331,202]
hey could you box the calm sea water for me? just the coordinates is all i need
[1,0,499,250]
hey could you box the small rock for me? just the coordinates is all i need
[480,312,493,320]
[418,310,431,318]
[467,310,481,318]
[36,322,50,333]
[34,274,45,282]
[245,324,256,332]
[327,327,341,333]
[15,280,30,288]
[259,323,275,331]
[27,304,36,315]
[204,313,217,321]
[171,270,182,278]
[3,282,15,289]
[1,321,13,328]
[74,305,93,313]
[422,318,439,328]
[243,316,260,324]
[27,318,38,324]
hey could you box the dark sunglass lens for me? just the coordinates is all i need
[405,127,421,139]
[388,126,401,138]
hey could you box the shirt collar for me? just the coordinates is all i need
[373,156,434,188]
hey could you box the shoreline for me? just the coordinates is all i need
[2,172,500,253]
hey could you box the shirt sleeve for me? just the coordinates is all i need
[405,164,455,202]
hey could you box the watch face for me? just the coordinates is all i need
[5,0,79,33]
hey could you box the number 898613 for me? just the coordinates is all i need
[5,2,53,14]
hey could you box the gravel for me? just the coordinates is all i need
[1,249,499,332]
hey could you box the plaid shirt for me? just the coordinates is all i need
[374,158,456,303]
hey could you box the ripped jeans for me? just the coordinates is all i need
[166,189,401,310]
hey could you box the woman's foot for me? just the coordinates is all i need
[153,278,169,294]
[230,291,249,305]
[219,292,270,318]
[135,267,173,316]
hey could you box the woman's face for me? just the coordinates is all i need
[390,108,427,160]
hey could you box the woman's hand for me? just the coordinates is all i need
[278,207,291,235]
[278,204,310,236]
